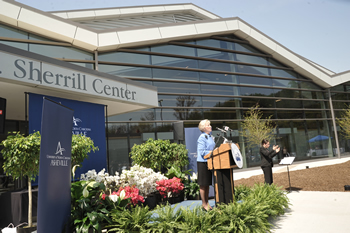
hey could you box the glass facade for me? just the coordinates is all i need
[1,22,350,174]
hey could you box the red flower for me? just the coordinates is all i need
[156,177,184,198]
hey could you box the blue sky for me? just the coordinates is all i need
[16,0,350,73]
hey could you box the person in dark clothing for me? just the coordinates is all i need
[260,139,280,184]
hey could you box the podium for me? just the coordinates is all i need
[204,143,238,205]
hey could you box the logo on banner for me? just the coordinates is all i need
[47,141,70,167]
[55,142,65,155]
[72,115,92,136]
[73,116,82,126]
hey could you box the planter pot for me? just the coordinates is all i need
[17,225,37,233]
[169,191,185,204]
[144,194,158,210]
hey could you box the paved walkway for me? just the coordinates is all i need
[233,156,350,233]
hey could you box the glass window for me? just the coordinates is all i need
[0,40,28,50]
[330,92,348,101]
[98,65,151,78]
[201,84,238,95]
[268,59,288,68]
[241,98,275,108]
[274,89,300,98]
[273,79,299,88]
[99,52,150,64]
[152,68,199,81]
[69,62,94,69]
[239,76,272,86]
[303,100,324,109]
[330,85,345,92]
[151,45,196,56]
[151,55,197,68]
[300,81,322,90]
[196,39,235,50]
[270,69,298,79]
[242,109,276,119]
[276,110,303,119]
[304,110,325,119]
[197,49,231,60]
[108,109,155,121]
[200,72,238,83]
[0,24,28,39]
[301,91,324,100]
[275,99,302,108]
[235,43,263,54]
[202,96,241,108]
[235,64,269,76]
[158,95,201,107]
[29,44,93,60]
[198,60,236,73]
[156,108,202,121]
[203,109,237,120]
[236,53,268,66]
[332,101,347,110]
[153,81,200,94]
[239,86,274,97]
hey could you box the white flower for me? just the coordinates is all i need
[119,190,126,200]
[109,194,119,203]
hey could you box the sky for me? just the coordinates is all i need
[15,0,350,74]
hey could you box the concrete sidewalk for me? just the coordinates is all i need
[271,191,350,233]
[232,157,350,233]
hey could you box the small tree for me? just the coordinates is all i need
[1,132,98,227]
[240,104,276,148]
[129,138,189,172]
[337,106,350,139]
[1,131,41,227]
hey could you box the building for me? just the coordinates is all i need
[1,0,350,174]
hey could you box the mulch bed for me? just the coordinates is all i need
[234,160,350,192]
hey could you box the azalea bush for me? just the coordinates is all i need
[156,177,184,199]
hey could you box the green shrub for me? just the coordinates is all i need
[104,183,289,232]
[129,138,189,171]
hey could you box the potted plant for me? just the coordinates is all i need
[1,131,41,230]
[156,177,184,204]
[184,172,200,200]
[1,132,98,231]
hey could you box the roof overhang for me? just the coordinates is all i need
[1,0,350,88]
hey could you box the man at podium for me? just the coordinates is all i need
[197,119,215,211]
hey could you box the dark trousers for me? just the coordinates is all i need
[261,166,273,185]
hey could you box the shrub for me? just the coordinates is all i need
[129,138,189,172]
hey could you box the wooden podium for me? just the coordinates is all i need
[204,143,238,205]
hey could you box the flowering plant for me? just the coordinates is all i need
[184,172,200,198]
[156,177,184,199]
[80,165,167,197]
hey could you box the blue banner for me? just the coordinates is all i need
[37,98,74,233]
[185,127,201,174]
[29,93,107,179]
[185,127,214,197]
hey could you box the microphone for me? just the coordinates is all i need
[223,126,233,131]
[216,127,226,133]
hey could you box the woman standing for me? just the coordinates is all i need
[197,119,215,211]
[260,139,280,185]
